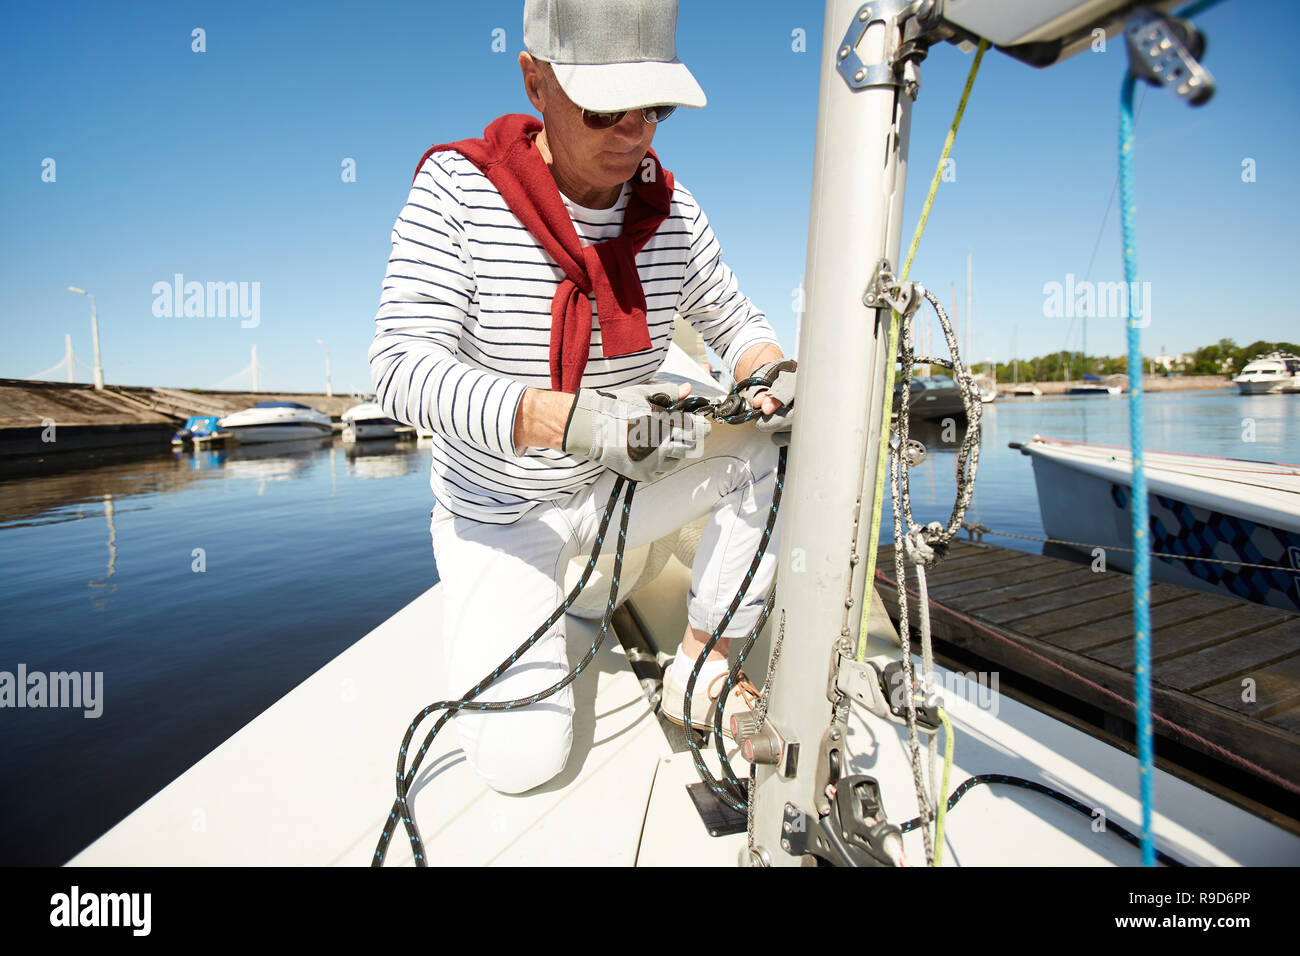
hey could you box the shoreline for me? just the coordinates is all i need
[995,375,1231,396]
[0,378,361,457]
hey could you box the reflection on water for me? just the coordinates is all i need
[0,433,436,866]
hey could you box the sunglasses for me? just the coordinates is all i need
[580,104,677,130]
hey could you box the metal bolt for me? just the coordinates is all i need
[817,801,830,816]
[830,728,841,741]
[783,821,791,833]
[845,597,854,608]
[859,7,871,21]
[838,46,850,60]
[854,68,866,83]
[781,838,791,851]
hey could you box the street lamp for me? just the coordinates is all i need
[315,339,332,397]
[67,286,104,389]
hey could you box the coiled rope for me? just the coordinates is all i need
[373,375,788,866]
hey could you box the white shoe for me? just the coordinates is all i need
[660,666,762,740]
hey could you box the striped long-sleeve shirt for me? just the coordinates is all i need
[369,149,781,524]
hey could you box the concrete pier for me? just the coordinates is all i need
[0,378,367,457]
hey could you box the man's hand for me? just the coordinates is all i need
[562,382,711,482]
[741,359,797,437]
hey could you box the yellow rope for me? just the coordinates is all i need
[856,39,988,661]
[933,707,955,866]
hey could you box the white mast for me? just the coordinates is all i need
[965,250,973,374]
[65,334,75,384]
[751,0,916,866]
[251,345,260,393]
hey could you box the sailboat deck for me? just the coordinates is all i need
[874,540,1300,816]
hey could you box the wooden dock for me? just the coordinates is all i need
[873,540,1300,804]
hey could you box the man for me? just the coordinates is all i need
[369,0,796,795]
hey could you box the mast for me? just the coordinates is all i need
[965,250,973,375]
[750,0,917,866]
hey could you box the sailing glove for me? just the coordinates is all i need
[563,384,712,483]
[743,359,798,439]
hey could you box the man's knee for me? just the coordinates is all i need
[458,708,574,794]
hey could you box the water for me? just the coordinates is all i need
[0,437,437,865]
[1,391,1296,865]
[888,390,1299,550]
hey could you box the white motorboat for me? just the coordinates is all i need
[1067,378,1122,396]
[218,401,334,444]
[1233,351,1300,395]
[1015,436,1300,613]
[1010,383,1042,397]
[341,402,402,443]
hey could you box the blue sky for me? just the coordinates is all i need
[2,0,1295,393]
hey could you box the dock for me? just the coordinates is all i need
[874,540,1300,825]
[0,378,364,457]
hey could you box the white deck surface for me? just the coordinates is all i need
[70,584,672,866]
[67,495,1300,866]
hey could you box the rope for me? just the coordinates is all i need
[875,566,1300,797]
[963,525,1291,571]
[898,773,1186,867]
[1121,67,1156,868]
[746,610,786,859]
[858,38,988,663]
[372,375,792,865]
[887,288,984,864]
[373,476,633,866]
[932,707,954,865]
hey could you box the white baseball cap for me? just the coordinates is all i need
[524,0,707,112]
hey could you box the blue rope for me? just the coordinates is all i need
[1111,0,1231,870]
[1119,71,1154,868]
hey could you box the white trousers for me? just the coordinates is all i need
[429,421,783,794]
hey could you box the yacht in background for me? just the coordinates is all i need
[1233,351,1300,395]
[341,402,403,443]
[218,402,334,444]
[894,375,968,421]
[1067,375,1123,396]
[1010,383,1043,397]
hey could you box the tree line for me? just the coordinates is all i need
[922,338,1298,381]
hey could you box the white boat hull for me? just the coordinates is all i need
[1235,378,1295,395]
[224,422,333,444]
[1020,438,1300,612]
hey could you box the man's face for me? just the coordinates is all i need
[524,56,657,191]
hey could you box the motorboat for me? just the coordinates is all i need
[894,374,968,421]
[1067,375,1122,396]
[218,402,334,444]
[1010,384,1042,397]
[1015,436,1300,613]
[341,402,403,443]
[1233,351,1300,395]
[171,415,231,447]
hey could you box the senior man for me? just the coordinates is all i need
[369,0,797,795]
